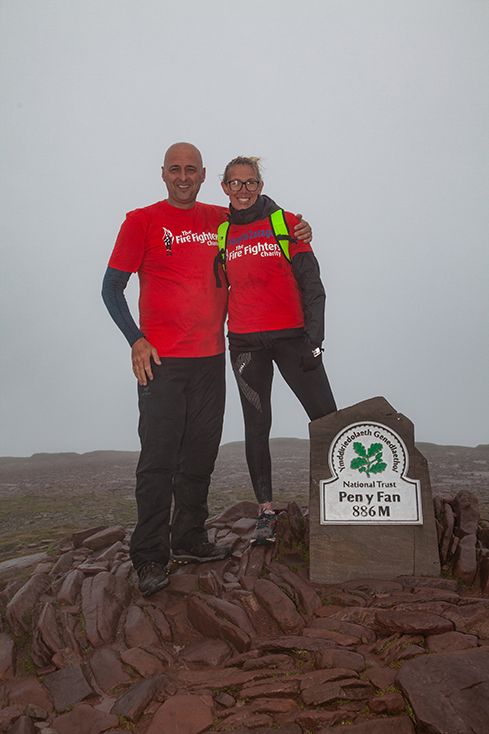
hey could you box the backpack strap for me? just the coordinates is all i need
[217,221,230,269]
[214,221,230,288]
[270,209,293,263]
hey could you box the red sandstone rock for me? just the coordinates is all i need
[242,653,294,670]
[239,678,299,699]
[250,697,298,713]
[120,647,165,677]
[89,647,132,692]
[235,590,281,637]
[50,551,74,576]
[253,578,304,634]
[397,647,489,734]
[178,667,273,689]
[315,647,366,672]
[111,675,165,721]
[293,709,356,728]
[301,677,373,706]
[8,716,36,734]
[453,533,478,585]
[42,665,93,712]
[309,615,376,643]
[342,578,403,595]
[180,639,231,666]
[480,551,489,595]
[37,601,67,655]
[144,604,173,641]
[81,571,124,647]
[245,545,269,577]
[440,501,456,562]
[198,570,221,595]
[302,626,360,646]
[145,693,214,734]
[0,632,14,680]
[326,605,378,627]
[203,595,256,637]
[231,518,257,535]
[81,526,125,551]
[426,630,478,653]
[318,715,415,733]
[71,526,107,547]
[51,702,118,734]
[452,490,480,537]
[299,667,359,690]
[375,609,454,635]
[167,572,200,595]
[56,569,84,604]
[5,675,53,712]
[214,691,236,708]
[270,562,322,616]
[443,600,489,639]
[365,665,397,689]
[218,711,273,730]
[0,705,23,731]
[256,635,334,655]
[4,498,489,733]
[187,594,251,652]
[124,604,159,648]
[368,692,405,714]
[96,541,124,562]
[209,502,257,527]
[6,573,51,634]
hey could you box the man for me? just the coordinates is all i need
[102,143,310,597]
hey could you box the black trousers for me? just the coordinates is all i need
[129,354,225,570]
[231,337,336,503]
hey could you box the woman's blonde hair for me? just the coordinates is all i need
[223,156,262,183]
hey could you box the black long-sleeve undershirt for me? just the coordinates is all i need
[101,266,144,346]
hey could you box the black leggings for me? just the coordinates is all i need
[231,337,336,503]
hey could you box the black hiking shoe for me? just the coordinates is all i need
[171,541,232,564]
[250,511,277,545]
[137,562,169,597]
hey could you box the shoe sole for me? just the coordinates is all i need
[139,577,170,597]
[250,537,276,546]
[171,552,230,564]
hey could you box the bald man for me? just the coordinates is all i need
[102,143,310,596]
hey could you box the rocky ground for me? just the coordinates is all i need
[0,440,488,733]
[0,489,489,733]
[0,439,488,563]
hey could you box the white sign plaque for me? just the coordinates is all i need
[320,421,423,525]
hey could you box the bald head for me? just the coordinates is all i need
[161,142,206,209]
[163,142,203,169]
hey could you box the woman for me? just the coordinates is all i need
[219,156,337,545]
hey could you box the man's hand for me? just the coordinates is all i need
[294,214,312,244]
[131,337,161,385]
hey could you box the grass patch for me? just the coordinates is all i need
[0,492,136,562]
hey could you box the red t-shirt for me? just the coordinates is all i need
[108,200,227,357]
[225,211,312,333]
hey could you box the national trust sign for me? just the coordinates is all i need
[320,422,423,525]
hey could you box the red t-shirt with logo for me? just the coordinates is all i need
[225,211,312,334]
[108,200,227,357]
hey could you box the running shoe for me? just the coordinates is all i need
[250,510,277,545]
[171,541,232,564]
[137,562,169,597]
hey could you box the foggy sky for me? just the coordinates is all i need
[1,0,488,456]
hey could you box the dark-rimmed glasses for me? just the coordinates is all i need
[225,179,261,193]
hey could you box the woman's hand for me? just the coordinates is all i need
[294,214,312,243]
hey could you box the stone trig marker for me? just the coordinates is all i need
[309,396,441,583]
